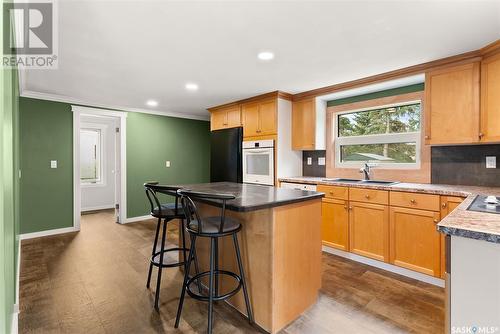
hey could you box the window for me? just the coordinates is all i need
[335,101,421,168]
[80,128,102,183]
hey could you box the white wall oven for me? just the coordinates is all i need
[242,140,274,186]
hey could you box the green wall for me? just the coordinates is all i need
[1,9,20,334]
[327,83,424,107]
[126,112,210,217]
[18,98,211,233]
[19,98,73,234]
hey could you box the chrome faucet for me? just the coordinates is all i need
[359,163,372,180]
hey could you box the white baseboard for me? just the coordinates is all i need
[19,226,79,240]
[124,215,152,224]
[322,245,445,287]
[11,240,21,334]
[81,204,115,212]
[11,311,18,334]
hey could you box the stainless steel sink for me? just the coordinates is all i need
[360,180,399,185]
[322,178,362,183]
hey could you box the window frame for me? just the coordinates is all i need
[334,99,422,170]
[80,123,107,187]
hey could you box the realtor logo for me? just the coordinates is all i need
[2,1,58,68]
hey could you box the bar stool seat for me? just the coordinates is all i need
[188,216,241,235]
[152,202,182,218]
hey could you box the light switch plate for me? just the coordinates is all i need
[50,160,57,168]
[307,157,312,165]
[486,156,496,169]
[165,161,171,168]
[318,157,326,166]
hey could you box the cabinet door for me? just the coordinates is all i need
[390,207,441,277]
[258,100,277,136]
[349,202,389,262]
[242,103,260,137]
[424,62,480,145]
[210,110,227,131]
[292,99,315,150]
[480,52,500,142]
[440,196,464,278]
[321,199,349,251]
[226,105,242,128]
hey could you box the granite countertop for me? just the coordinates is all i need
[280,176,500,244]
[177,182,324,212]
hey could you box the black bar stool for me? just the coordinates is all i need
[174,189,254,334]
[144,183,201,310]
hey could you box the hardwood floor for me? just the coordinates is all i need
[19,210,444,333]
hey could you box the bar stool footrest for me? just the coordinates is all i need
[186,270,242,302]
[151,247,189,268]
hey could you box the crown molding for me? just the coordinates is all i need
[20,90,210,121]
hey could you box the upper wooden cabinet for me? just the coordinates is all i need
[210,105,241,131]
[424,62,481,145]
[480,52,500,142]
[291,98,326,150]
[292,99,315,150]
[242,99,277,138]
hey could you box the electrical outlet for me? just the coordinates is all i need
[486,156,496,169]
[318,157,326,166]
[165,161,171,168]
[307,157,312,165]
[50,160,57,168]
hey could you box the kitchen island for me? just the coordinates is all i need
[178,182,324,333]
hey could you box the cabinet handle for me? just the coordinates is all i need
[442,202,447,209]
[344,205,348,210]
[410,199,416,204]
[479,133,484,139]
[424,135,430,140]
[433,219,439,224]
[329,191,334,195]
[364,194,370,199]
[349,206,353,210]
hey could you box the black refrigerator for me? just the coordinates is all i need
[210,127,243,183]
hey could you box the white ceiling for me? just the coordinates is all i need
[22,0,500,120]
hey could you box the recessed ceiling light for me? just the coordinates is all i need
[257,51,274,61]
[146,99,158,107]
[185,83,199,91]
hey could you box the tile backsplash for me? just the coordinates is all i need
[431,145,500,187]
[302,150,326,177]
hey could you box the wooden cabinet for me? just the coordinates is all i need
[424,62,480,145]
[291,98,326,150]
[480,52,500,142]
[292,99,316,150]
[390,191,440,212]
[321,199,349,251]
[242,99,277,138]
[210,105,241,131]
[317,184,348,200]
[349,202,389,262]
[389,207,441,277]
[440,196,465,278]
[349,188,388,205]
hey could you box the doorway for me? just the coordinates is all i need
[72,106,127,230]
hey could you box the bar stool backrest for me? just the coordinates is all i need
[177,189,235,234]
[144,183,183,216]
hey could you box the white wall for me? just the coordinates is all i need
[277,98,302,178]
[80,116,117,211]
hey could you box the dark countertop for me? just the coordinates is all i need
[178,182,324,212]
[280,176,500,244]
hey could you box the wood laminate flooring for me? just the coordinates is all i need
[19,210,444,333]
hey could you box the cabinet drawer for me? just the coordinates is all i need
[349,188,388,205]
[390,191,440,212]
[317,185,348,200]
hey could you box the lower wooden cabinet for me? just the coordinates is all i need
[321,199,349,251]
[349,202,389,262]
[389,207,441,277]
